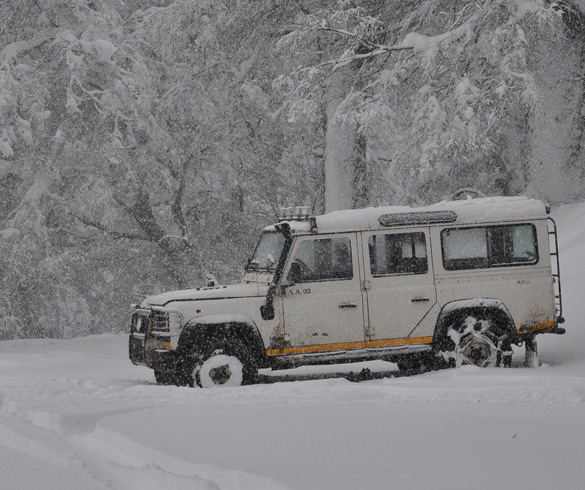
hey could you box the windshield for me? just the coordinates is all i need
[248,232,286,271]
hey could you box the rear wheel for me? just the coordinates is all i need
[441,315,512,368]
[191,340,257,388]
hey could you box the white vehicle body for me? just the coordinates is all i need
[129,196,565,386]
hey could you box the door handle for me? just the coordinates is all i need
[411,297,430,303]
[339,303,357,309]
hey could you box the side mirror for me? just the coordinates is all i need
[260,304,274,321]
[288,261,302,284]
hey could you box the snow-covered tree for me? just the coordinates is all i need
[274,0,585,205]
[1,0,584,340]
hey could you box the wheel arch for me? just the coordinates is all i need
[433,299,517,351]
[178,314,267,367]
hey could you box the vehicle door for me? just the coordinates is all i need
[362,228,437,340]
[281,233,365,350]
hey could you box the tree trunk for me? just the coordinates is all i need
[526,19,585,205]
[324,69,356,212]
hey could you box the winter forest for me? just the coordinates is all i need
[1,0,585,340]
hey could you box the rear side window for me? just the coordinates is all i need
[368,232,428,276]
[441,224,538,270]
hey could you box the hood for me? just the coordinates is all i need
[141,282,264,307]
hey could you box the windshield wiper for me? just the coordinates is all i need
[245,258,259,271]
[246,258,278,272]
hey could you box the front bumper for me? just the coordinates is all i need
[129,332,180,370]
[129,306,183,368]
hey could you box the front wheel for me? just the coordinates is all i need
[441,315,512,368]
[154,369,177,385]
[191,340,257,388]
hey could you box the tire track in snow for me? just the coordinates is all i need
[0,375,290,490]
[75,422,289,490]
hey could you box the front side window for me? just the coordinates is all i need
[289,237,353,282]
[248,232,286,271]
[368,232,428,276]
[442,224,538,270]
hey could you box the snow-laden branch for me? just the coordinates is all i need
[0,35,49,69]
[75,214,147,241]
[397,23,472,52]
[294,22,474,80]
[275,21,476,121]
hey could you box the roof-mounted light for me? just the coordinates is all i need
[278,207,293,221]
[295,206,311,219]
[279,205,312,222]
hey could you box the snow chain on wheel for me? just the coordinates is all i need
[191,340,257,388]
[441,315,513,368]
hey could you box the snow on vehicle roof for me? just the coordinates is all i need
[265,196,547,234]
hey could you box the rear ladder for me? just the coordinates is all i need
[547,217,564,324]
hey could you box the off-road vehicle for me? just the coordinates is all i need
[129,193,565,387]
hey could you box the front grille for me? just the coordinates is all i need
[153,311,170,332]
[150,307,183,338]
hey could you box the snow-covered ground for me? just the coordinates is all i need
[1,204,585,490]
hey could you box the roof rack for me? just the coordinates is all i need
[379,210,457,227]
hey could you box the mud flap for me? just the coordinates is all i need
[524,337,539,368]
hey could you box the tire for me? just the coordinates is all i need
[154,369,176,385]
[396,356,424,374]
[397,353,443,374]
[441,315,513,368]
[191,340,257,388]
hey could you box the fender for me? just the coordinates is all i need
[433,299,517,350]
[177,314,267,366]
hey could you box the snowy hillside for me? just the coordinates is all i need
[1,203,584,490]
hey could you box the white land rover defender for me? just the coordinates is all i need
[129,194,565,387]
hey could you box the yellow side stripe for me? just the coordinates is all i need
[266,336,433,356]
[266,321,558,356]
[518,321,556,334]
